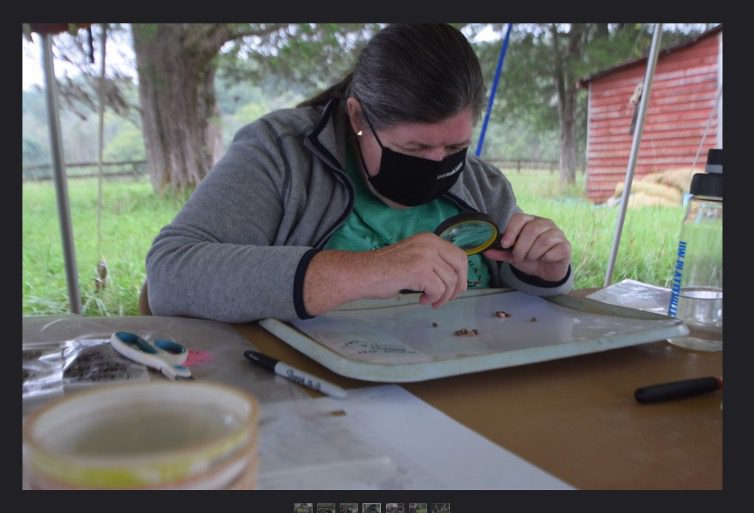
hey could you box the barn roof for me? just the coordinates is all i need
[577,24,722,88]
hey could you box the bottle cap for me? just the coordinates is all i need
[689,148,723,198]
[705,148,723,174]
[689,172,722,199]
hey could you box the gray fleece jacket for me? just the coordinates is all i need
[146,99,573,323]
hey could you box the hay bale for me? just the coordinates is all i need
[613,180,683,205]
[627,191,679,208]
[606,167,702,208]
[606,190,679,208]
[641,167,700,192]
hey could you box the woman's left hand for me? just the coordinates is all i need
[483,212,571,282]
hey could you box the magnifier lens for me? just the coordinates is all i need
[434,213,500,256]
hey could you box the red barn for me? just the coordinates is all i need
[578,25,722,204]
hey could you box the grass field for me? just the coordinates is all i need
[504,169,684,290]
[23,177,191,316]
[22,171,685,316]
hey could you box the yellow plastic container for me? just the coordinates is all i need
[23,381,260,489]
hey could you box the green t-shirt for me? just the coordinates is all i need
[324,145,490,288]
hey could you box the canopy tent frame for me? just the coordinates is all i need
[40,31,82,314]
[603,23,663,287]
[475,23,513,158]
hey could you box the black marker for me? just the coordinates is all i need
[634,376,722,403]
[243,350,347,399]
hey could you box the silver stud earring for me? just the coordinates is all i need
[356,130,363,137]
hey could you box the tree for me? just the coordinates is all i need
[29,23,710,192]
[217,23,379,96]
[550,23,588,186]
[473,23,709,188]
[131,24,281,192]
[131,23,380,193]
[25,23,379,193]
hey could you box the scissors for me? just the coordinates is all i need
[110,331,192,380]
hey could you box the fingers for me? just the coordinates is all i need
[513,226,566,263]
[418,264,453,307]
[536,242,572,281]
[492,213,572,281]
[418,246,467,308]
[481,247,509,262]
[379,232,467,308]
[430,253,468,308]
[539,240,571,264]
[500,214,569,262]
[441,242,469,300]
[499,213,536,249]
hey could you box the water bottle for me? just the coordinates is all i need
[667,148,723,351]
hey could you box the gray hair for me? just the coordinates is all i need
[299,24,485,128]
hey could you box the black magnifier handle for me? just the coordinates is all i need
[479,236,515,251]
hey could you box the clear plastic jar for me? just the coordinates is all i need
[667,149,723,351]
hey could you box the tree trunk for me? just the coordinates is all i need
[558,88,578,185]
[550,24,585,187]
[131,24,227,193]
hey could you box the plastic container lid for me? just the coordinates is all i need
[23,381,260,489]
[689,148,723,199]
[705,148,723,174]
[689,173,722,199]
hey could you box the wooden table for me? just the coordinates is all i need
[233,289,722,490]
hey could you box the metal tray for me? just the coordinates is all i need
[259,289,689,382]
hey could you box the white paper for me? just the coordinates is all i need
[256,385,573,490]
[587,279,672,315]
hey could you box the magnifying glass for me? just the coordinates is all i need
[434,212,503,256]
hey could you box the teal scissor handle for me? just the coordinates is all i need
[111,331,192,380]
[152,339,189,364]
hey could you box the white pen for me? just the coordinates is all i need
[243,350,348,399]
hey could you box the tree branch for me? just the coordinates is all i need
[224,23,290,43]
[183,23,290,66]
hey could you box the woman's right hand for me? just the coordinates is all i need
[366,232,468,308]
[303,232,468,316]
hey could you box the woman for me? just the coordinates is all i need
[145,23,572,323]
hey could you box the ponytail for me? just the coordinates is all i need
[296,72,354,108]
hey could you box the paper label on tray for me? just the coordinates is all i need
[306,331,430,364]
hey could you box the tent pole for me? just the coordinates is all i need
[603,23,663,287]
[475,23,513,157]
[40,33,82,314]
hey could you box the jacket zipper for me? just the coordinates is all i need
[301,104,355,249]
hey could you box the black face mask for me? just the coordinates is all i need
[357,111,467,207]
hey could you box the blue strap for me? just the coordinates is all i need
[475,23,513,158]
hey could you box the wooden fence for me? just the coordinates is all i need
[22,159,564,181]
[487,159,559,173]
[22,160,148,181]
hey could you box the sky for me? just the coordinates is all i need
[21,23,507,91]
[22,27,136,90]
[23,37,49,89]
[22,23,713,91]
